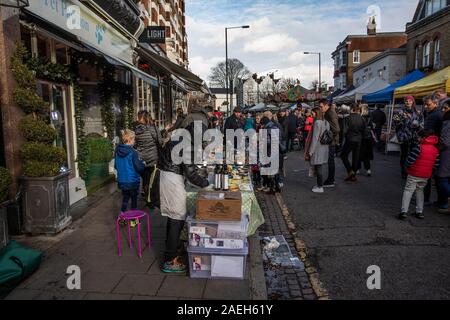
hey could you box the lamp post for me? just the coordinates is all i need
[304,52,321,93]
[225,25,250,116]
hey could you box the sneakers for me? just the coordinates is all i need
[323,181,336,188]
[415,212,425,220]
[312,186,324,193]
[398,212,407,220]
[367,170,372,177]
[161,257,187,274]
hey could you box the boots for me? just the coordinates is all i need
[345,171,357,182]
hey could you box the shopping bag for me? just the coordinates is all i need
[0,240,42,298]
[308,166,316,178]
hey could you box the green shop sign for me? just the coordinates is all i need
[27,0,134,64]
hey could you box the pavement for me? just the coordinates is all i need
[282,150,450,300]
[4,184,267,300]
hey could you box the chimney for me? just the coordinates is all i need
[367,16,377,36]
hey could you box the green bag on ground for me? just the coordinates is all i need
[0,240,42,299]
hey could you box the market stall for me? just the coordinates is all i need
[362,70,426,104]
[184,165,265,280]
[334,78,389,104]
[394,66,450,98]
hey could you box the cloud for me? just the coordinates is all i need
[186,0,417,89]
[243,34,299,53]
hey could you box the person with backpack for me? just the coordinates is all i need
[320,99,340,188]
[340,104,366,182]
[306,107,331,194]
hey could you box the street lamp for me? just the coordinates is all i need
[0,0,29,8]
[226,25,250,116]
[304,52,321,93]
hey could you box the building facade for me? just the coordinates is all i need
[405,0,450,73]
[0,0,203,205]
[353,48,407,87]
[332,20,407,91]
[138,0,188,68]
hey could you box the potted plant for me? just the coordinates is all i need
[0,167,12,248]
[84,135,114,189]
[11,44,71,234]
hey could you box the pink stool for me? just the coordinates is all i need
[115,210,152,258]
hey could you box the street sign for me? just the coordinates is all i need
[140,26,166,44]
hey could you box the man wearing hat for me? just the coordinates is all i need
[224,106,244,131]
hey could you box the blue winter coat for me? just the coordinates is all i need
[114,144,145,191]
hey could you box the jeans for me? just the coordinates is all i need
[165,218,185,262]
[341,141,361,174]
[121,189,139,212]
[286,133,296,152]
[401,175,428,214]
[315,165,323,188]
[437,177,450,209]
[326,145,336,182]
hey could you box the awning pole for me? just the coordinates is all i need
[385,99,395,154]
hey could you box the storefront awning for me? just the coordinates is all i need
[136,45,205,91]
[394,66,450,99]
[83,44,158,87]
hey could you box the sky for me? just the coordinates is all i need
[185,0,419,89]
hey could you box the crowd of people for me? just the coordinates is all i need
[112,89,449,273]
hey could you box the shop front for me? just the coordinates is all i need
[19,0,157,204]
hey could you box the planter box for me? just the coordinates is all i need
[22,172,72,235]
[0,201,10,249]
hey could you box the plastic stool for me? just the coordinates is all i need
[116,210,151,258]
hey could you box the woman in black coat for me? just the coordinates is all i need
[358,105,375,177]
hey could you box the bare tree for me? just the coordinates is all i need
[310,80,328,92]
[208,58,251,88]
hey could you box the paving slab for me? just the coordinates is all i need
[113,274,165,296]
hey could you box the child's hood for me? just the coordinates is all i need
[422,135,439,145]
[116,144,134,158]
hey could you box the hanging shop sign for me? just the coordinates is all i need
[139,26,166,44]
[26,0,134,64]
[287,85,304,101]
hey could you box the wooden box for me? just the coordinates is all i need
[196,191,242,222]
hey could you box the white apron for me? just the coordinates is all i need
[159,170,187,221]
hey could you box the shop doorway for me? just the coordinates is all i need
[37,82,76,178]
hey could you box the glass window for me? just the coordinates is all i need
[423,42,431,67]
[415,46,420,69]
[353,50,360,64]
[434,39,441,69]
[37,35,51,60]
[55,42,68,65]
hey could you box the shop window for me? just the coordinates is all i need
[55,42,69,65]
[20,25,32,54]
[37,35,51,60]
[137,78,153,114]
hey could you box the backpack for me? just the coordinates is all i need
[320,123,334,145]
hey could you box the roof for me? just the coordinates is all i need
[353,48,407,73]
[332,32,407,55]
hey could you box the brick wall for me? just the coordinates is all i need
[406,10,450,72]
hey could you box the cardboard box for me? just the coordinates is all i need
[196,191,242,221]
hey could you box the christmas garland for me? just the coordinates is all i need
[73,86,89,178]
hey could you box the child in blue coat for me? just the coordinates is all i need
[115,130,145,212]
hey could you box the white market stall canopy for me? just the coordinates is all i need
[334,78,389,104]
[249,103,266,112]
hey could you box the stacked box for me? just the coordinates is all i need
[186,211,249,280]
